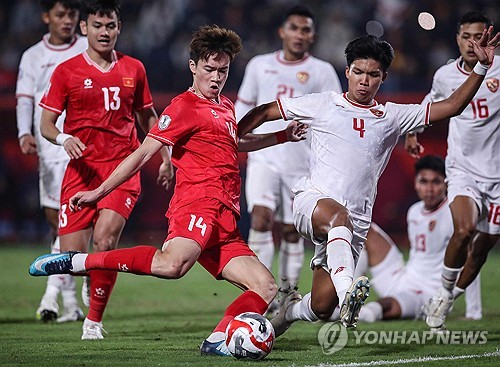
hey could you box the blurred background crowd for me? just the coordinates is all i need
[0,0,498,245]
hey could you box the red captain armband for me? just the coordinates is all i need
[275,130,288,144]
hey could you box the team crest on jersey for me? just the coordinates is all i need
[158,115,171,130]
[211,109,219,119]
[429,220,436,232]
[84,78,93,89]
[486,78,498,93]
[369,108,384,117]
[122,77,134,88]
[296,71,309,83]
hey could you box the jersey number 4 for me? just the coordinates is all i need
[353,118,365,138]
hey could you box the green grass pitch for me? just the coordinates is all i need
[1,245,499,366]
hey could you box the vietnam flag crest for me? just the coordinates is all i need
[122,77,134,87]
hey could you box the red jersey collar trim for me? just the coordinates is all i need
[42,33,78,51]
[456,56,496,76]
[342,93,378,108]
[188,87,220,105]
[420,198,448,216]
[83,50,117,73]
[275,50,310,65]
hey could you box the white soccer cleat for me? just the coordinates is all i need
[270,290,302,337]
[57,306,85,323]
[82,276,90,308]
[36,298,59,322]
[425,294,454,328]
[81,318,106,340]
[340,276,370,328]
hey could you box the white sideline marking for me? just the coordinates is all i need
[305,350,500,367]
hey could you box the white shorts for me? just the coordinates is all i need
[39,159,68,210]
[292,188,370,270]
[447,166,500,235]
[371,246,437,319]
[245,161,301,224]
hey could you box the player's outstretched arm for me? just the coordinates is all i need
[238,120,308,152]
[69,137,164,211]
[429,26,499,123]
[237,101,282,138]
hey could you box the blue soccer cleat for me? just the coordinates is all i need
[29,252,79,276]
[200,339,231,357]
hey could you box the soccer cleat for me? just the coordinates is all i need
[270,290,302,337]
[265,299,280,318]
[200,339,231,356]
[81,318,107,340]
[82,276,90,307]
[29,252,79,276]
[35,299,59,322]
[425,294,454,328]
[56,306,85,323]
[339,276,370,328]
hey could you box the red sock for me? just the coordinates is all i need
[85,246,157,275]
[86,269,117,322]
[213,290,269,333]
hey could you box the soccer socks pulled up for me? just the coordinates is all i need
[248,229,274,270]
[464,275,482,320]
[287,292,318,322]
[81,246,157,275]
[326,226,355,301]
[278,238,304,291]
[353,247,369,279]
[358,301,383,323]
[61,274,79,310]
[212,290,268,334]
[86,269,117,323]
[441,265,461,292]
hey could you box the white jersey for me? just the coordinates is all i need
[235,50,341,175]
[422,56,500,182]
[15,34,88,162]
[279,91,431,220]
[405,199,452,288]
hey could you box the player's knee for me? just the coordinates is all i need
[251,207,273,231]
[310,302,333,321]
[93,234,118,252]
[454,223,475,243]
[316,208,352,237]
[283,225,300,243]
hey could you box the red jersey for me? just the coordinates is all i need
[148,89,241,216]
[40,51,153,162]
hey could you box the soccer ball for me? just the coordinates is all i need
[225,312,275,360]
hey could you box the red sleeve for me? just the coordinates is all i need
[133,61,153,111]
[39,64,68,115]
[148,99,197,146]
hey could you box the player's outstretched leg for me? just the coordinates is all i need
[29,252,80,276]
[339,276,370,328]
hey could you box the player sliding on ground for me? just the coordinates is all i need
[236,28,499,338]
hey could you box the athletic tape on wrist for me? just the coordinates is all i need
[473,62,489,76]
[55,133,73,146]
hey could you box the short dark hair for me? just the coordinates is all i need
[282,5,315,25]
[40,0,81,12]
[344,35,394,72]
[189,25,242,64]
[82,0,120,21]
[414,155,445,177]
[457,11,493,33]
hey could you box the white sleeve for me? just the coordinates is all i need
[387,102,431,136]
[16,96,34,138]
[235,58,258,122]
[319,63,342,94]
[278,92,333,125]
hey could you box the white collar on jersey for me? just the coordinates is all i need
[42,33,78,51]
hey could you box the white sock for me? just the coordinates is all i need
[41,282,60,303]
[441,265,461,292]
[278,238,304,291]
[287,292,318,322]
[61,275,78,310]
[72,253,88,273]
[326,226,354,301]
[328,305,340,321]
[358,301,383,323]
[353,247,368,279]
[248,229,274,270]
[452,286,465,299]
[206,331,225,342]
[51,237,61,253]
[465,274,482,320]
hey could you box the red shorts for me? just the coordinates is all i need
[166,197,255,279]
[59,159,141,235]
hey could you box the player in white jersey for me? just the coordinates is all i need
[235,5,342,313]
[15,0,87,322]
[404,12,500,330]
[358,156,482,322]
[238,31,499,337]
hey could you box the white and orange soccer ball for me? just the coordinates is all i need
[225,312,275,360]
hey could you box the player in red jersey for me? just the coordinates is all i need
[38,0,172,339]
[29,24,306,356]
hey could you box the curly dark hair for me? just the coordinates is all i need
[189,25,242,64]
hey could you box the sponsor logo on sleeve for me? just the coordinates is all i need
[158,114,171,130]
